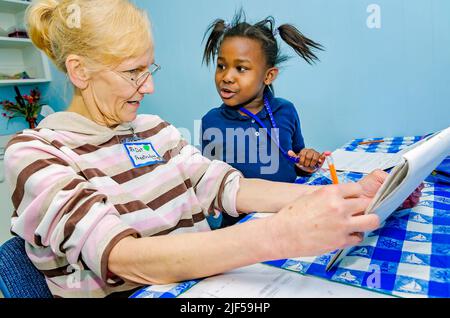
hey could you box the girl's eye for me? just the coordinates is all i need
[237,66,248,72]
[217,63,226,71]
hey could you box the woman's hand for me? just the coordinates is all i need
[357,169,423,210]
[269,182,380,258]
[288,149,325,174]
[357,169,389,199]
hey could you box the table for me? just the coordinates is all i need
[178,262,391,298]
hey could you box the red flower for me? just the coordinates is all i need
[23,94,35,104]
[1,87,42,129]
[30,88,41,101]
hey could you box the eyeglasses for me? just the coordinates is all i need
[113,63,161,88]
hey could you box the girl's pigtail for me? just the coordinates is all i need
[202,19,228,66]
[278,24,324,64]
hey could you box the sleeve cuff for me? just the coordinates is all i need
[81,214,140,283]
[219,171,243,218]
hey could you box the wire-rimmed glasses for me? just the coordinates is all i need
[114,63,161,88]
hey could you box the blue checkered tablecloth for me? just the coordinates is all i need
[130,279,200,298]
[271,135,450,298]
[132,136,450,298]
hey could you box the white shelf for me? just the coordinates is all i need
[0,36,32,47]
[0,35,31,41]
[0,0,52,87]
[0,0,30,14]
[0,78,51,87]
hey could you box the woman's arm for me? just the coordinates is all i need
[235,178,323,213]
[108,216,274,285]
[236,169,391,214]
[109,179,383,285]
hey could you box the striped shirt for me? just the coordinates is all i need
[4,112,242,298]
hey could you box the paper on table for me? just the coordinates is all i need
[331,149,404,173]
[178,263,390,298]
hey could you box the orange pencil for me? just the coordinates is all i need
[324,151,339,184]
[358,139,385,145]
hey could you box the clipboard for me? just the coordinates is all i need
[326,126,450,271]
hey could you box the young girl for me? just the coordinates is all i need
[201,11,325,227]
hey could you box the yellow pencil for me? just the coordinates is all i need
[324,151,339,184]
[358,139,385,145]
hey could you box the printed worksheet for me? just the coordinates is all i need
[331,149,403,173]
[178,263,389,298]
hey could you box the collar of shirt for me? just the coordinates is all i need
[218,89,281,121]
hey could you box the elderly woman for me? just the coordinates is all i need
[4,0,389,298]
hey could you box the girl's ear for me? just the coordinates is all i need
[264,67,279,86]
[65,54,91,90]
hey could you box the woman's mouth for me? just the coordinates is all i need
[220,88,237,99]
[127,100,141,107]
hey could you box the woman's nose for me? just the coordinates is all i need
[138,74,155,94]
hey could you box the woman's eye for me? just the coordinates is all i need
[127,69,140,75]
[124,69,140,80]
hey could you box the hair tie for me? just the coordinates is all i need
[223,21,231,31]
[273,28,279,37]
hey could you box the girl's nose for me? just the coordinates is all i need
[138,74,155,94]
[222,70,235,84]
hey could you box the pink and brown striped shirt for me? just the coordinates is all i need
[4,112,242,298]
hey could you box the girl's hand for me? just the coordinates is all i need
[288,149,325,174]
[397,182,424,210]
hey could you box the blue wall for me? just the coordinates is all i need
[1,0,449,151]
[0,67,69,135]
[136,0,450,151]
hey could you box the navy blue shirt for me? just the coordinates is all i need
[201,90,305,183]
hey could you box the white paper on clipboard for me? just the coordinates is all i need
[331,149,404,173]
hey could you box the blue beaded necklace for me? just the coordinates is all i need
[239,94,300,164]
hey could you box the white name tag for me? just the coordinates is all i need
[123,142,165,168]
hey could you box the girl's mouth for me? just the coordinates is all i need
[220,88,237,99]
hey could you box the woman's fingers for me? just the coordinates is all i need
[346,232,364,246]
[348,214,380,233]
[335,182,364,199]
[343,197,372,216]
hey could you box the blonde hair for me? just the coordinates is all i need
[26,0,153,73]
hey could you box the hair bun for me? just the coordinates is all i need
[24,0,152,74]
[26,0,60,61]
